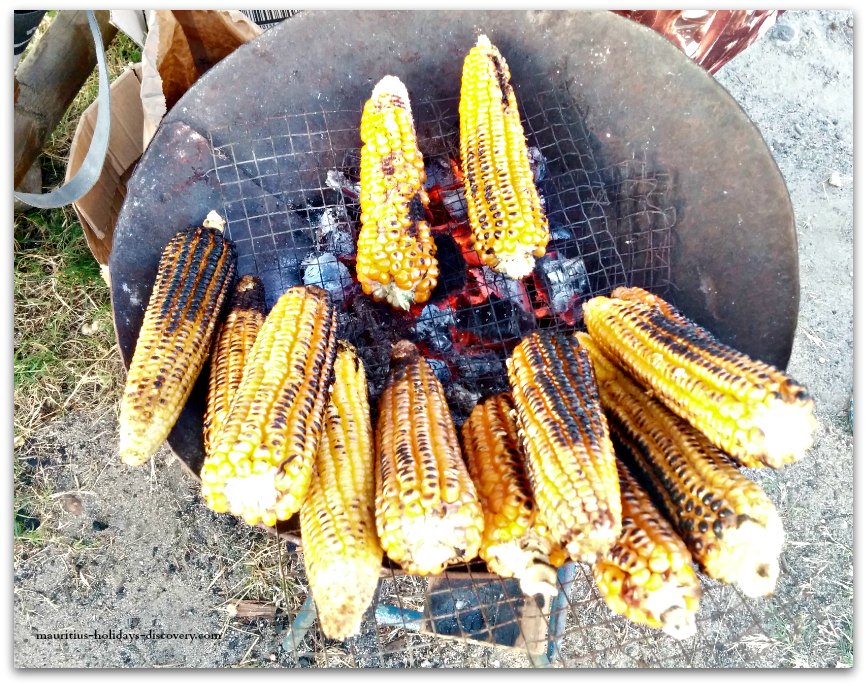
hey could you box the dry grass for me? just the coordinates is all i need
[14,16,140,547]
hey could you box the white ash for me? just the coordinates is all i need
[316,206,355,257]
[528,146,547,183]
[301,253,353,304]
[325,169,360,200]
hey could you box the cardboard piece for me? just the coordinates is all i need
[68,10,262,267]
[65,64,145,266]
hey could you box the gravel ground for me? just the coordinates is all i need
[13,10,853,668]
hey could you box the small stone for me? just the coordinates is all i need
[92,520,109,532]
[793,123,803,137]
[770,23,797,42]
[62,494,84,515]
[828,171,844,188]
[80,321,101,336]
[819,357,826,364]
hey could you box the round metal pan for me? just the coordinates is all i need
[109,10,798,547]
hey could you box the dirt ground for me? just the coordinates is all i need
[13,10,853,668]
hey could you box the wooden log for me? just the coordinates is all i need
[14,10,117,189]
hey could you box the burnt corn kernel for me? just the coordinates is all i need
[506,331,621,562]
[462,393,567,596]
[200,286,338,527]
[204,275,266,457]
[593,460,702,639]
[459,35,549,279]
[119,221,236,466]
[582,287,816,469]
[374,340,483,575]
[299,342,383,640]
[357,76,438,310]
[579,332,785,598]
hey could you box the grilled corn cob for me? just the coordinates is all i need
[200,286,338,527]
[506,332,621,562]
[119,219,236,466]
[579,332,785,598]
[203,275,266,456]
[462,393,567,596]
[300,342,383,640]
[357,75,439,310]
[583,287,816,469]
[375,340,483,575]
[593,460,701,639]
[459,35,549,279]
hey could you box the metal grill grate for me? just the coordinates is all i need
[202,81,796,668]
[208,82,675,413]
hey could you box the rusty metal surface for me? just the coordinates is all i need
[111,9,798,509]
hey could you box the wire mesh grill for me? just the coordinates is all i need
[208,81,675,412]
[203,80,794,667]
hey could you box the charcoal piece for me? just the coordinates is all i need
[454,296,535,346]
[549,221,573,242]
[301,253,353,304]
[476,267,533,314]
[325,169,360,201]
[445,382,481,419]
[452,350,507,395]
[412,304,455,354]
[426,576,525,646]
[534,252,589,317]
[424,156,456,191]
[424,156,467,222]
[429,233,467,301]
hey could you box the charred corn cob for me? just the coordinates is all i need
[506,332,621,562]
[200,286,338,527]
[119,218,236,466]
[583,287,816,469]
[375,340,483,575]
[300,342,383,640]
[593,460,701,639]
[357,75,439,310]
[203,275,266,456]
[579,332,785,598]
[462,393,567,596]
[459,35,549,279]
